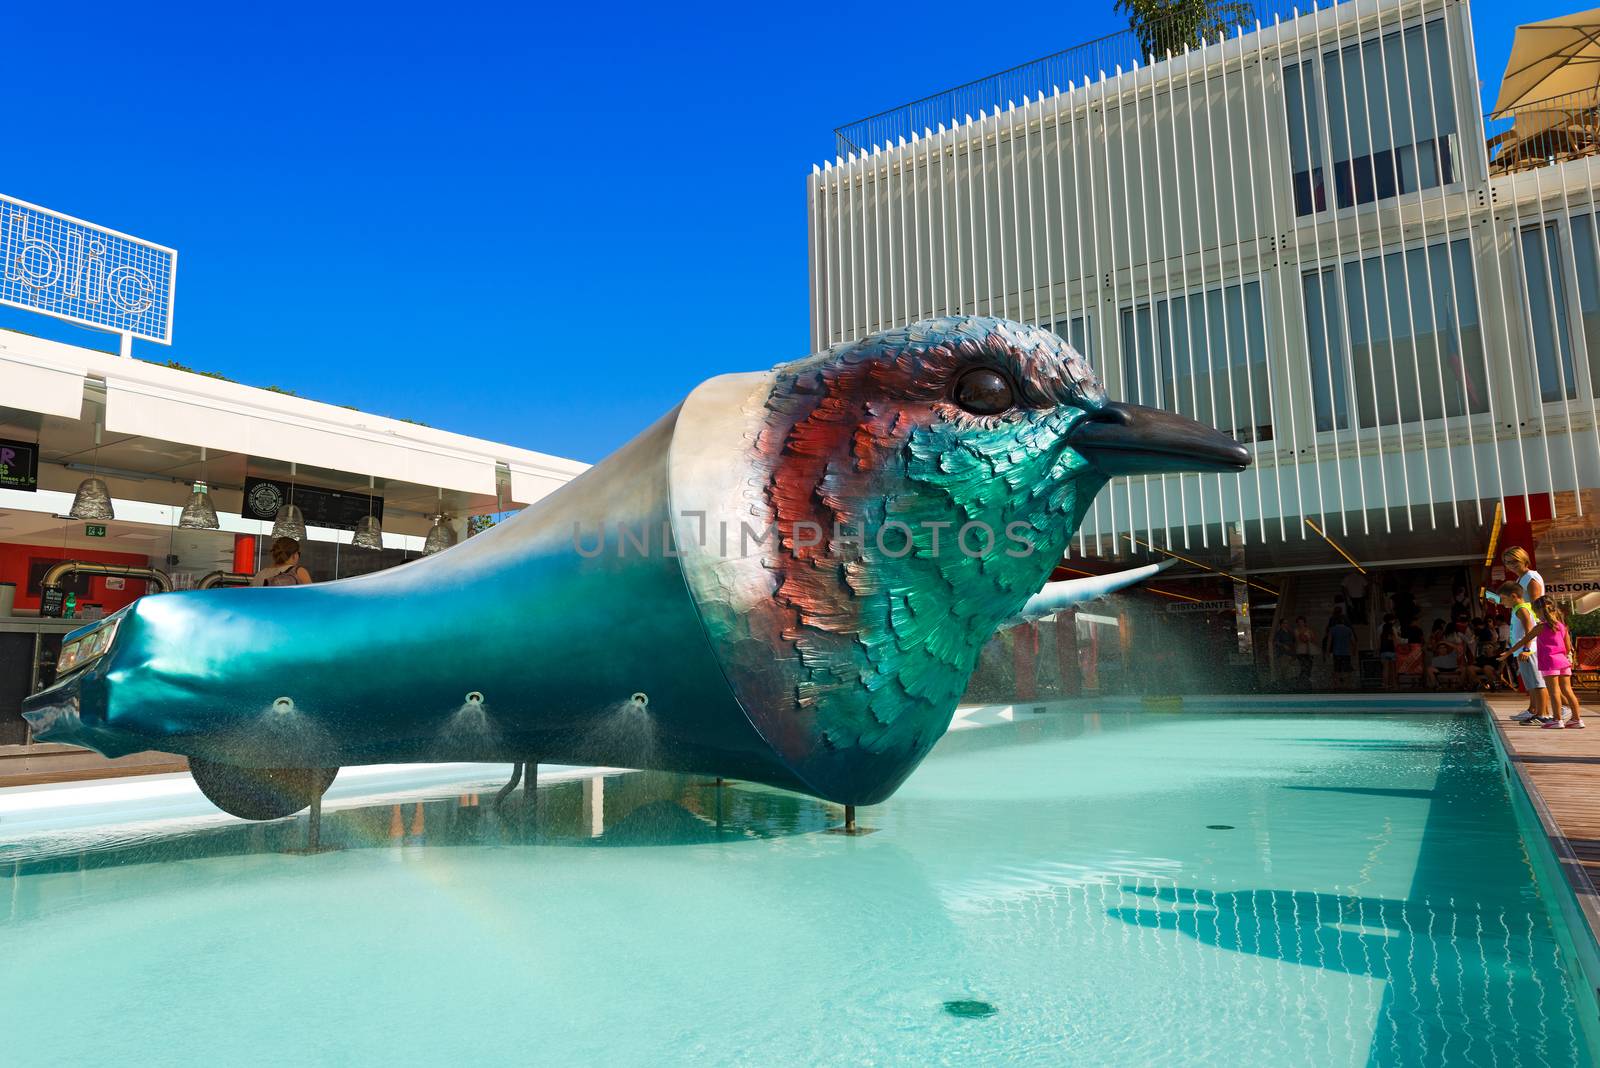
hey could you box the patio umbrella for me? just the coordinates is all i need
[1493,8,1600,117]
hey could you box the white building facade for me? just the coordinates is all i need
[806,0,1600,560]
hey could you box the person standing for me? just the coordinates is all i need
[1504,548,1557,716]
[1272,616,1296,686]
[1538,600,1584,730]
[1503,547,1545,602]
[1378,613,1400,689]
[252,537,313,587]
[1341,570,1368,625]
[1294,616,1315,685]
[1326,612,1356,689]
[1498,583,1548,724]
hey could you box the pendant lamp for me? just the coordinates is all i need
[422,513,456,555]
[271,462,305,541]
[68,422,114,521]
[68,477,115,521]
[179,481,219,529]
[178,448,219,530]
[271,503,306,542]
[351,476,382,550]
[422,489,454,555]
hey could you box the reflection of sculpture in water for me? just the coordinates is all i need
[24,317,1248,819]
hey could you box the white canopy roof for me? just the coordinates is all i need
[0,329,587,508]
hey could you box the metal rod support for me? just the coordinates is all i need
[307,789,322,851]
[493,762,524,808]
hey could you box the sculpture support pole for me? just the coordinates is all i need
[289,788,333,855]
[308,790,321,851]
[828,802,874,836]
[524,760,538,838]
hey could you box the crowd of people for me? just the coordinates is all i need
[1269,548,1584,727]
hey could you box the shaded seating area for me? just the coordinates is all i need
[1487,99,1600,174]
[1489,9,1600,174]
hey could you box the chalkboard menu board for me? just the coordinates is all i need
[39,586,65,618]
[242,476,383,533]
[0,438,38,491]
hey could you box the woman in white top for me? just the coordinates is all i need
[1503,546,1544,602]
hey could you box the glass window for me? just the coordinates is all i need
[1523,222,1577,402]
[1284,19,1457,218]
[1302,267,1349,431]
[1052,315,1095,364]
[1284,62,1327,217]
[1565,212,1600,398]
[1301,237,1487,429]
[1119,280,1272,442]
[1119,304,1157,408]
[1521,221,1577,402]
[1520,222,1577,402]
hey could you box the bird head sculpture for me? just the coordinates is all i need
[680,316,1249,802]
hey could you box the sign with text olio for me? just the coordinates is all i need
[0,194,176,344]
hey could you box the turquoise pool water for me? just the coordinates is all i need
[2,712,1592,1066]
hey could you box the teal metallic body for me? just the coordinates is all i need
[28,407,812,792]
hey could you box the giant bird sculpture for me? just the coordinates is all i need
[24,318,1248,819]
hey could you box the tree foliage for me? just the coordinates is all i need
[1115,0,1256,60]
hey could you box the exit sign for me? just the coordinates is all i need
[84,524,106,537]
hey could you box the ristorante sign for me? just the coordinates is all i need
[0,194,176,344]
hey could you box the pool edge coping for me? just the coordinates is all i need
[1483,697,1600,1060]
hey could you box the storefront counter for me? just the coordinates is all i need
[0,616,84,745]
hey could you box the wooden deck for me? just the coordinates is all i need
[1488,694,1600,941]
[0,744,185,788]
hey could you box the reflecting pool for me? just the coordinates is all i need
[2,712,1590,1066]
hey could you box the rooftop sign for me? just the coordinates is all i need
[0,194,176,346]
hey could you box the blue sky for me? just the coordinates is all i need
[0,0,1554,462]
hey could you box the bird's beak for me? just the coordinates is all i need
[1068,402,1251,476]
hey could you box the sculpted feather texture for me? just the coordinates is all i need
[706,317,1109,798]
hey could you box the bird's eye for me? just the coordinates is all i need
[953,368,1015,415]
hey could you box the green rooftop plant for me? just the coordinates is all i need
[1115,0,1255,60]
[141,357,429,428]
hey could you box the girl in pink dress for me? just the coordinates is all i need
[1539,600,1584,729]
